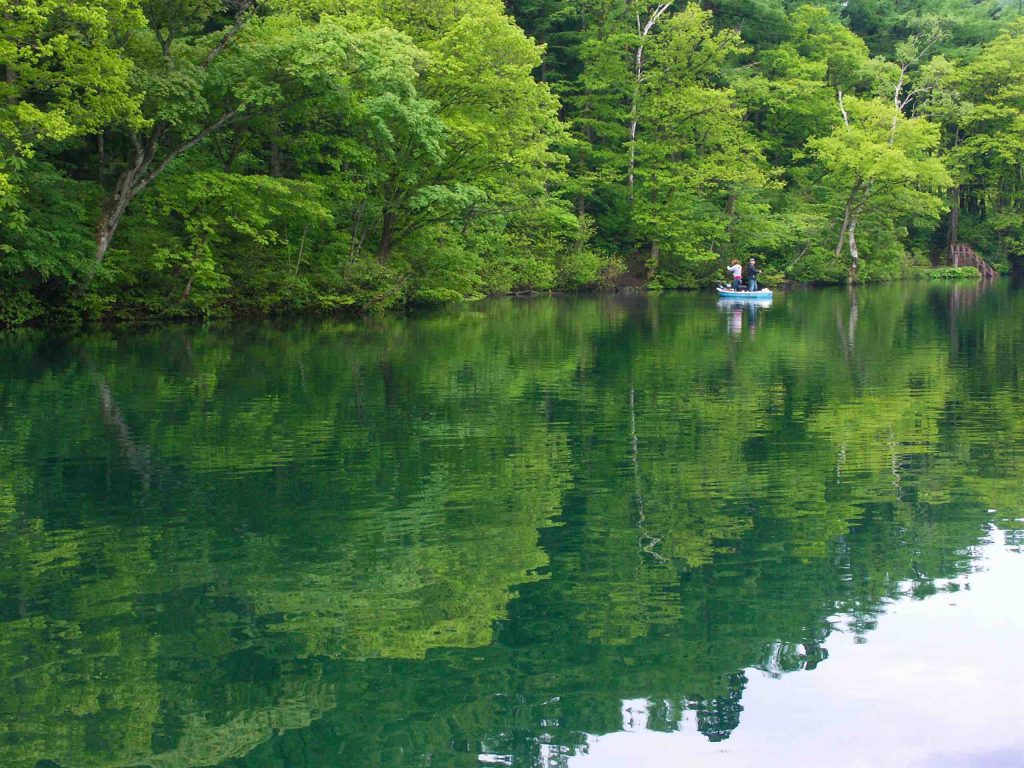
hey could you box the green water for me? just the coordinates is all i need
[1,282,1022,768]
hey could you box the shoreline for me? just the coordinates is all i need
[1,273,1007,336]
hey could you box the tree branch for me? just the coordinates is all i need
[134,109,241,194]
[837,89,850,129]
[203,0,258,69]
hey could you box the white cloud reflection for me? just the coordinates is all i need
[570,528,1024,768]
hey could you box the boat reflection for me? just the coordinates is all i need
[718,296,772,335]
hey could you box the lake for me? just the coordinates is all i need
[1,282,1022,768]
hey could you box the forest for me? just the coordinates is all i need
[1,0,1023,325]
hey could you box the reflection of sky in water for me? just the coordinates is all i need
[571,528,1024,768]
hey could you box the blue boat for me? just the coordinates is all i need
[716,286,773,300]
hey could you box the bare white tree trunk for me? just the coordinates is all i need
[946,186,960,260]
[847,215,860,284]
[835,91,866,283]
[889,64,907,145]
[627,3,672,191]
[837,89,850,128]
[293,222,310,276]
[888,27,943,144]
[835,199,851,260]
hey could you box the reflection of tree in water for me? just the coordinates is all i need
[0,283,1022,767]
[694,672,746,742]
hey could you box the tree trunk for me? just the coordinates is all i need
[293,222,309,276]
[889,65,907,146]
[628,4,672,192]
[577,130,590,226]
[628,45,643,191]
[96,211,121,265]
[270,140,283,177]
[847,215,859,284]
[946,186,960,263]
[92,109,240,267]
[224,129,244,172]
[348,200,367,264]
[95,166,140,264]
[835,199,852,260]
[717,192,737,257]
[376,210,396,263]
[85,4,253,271]
[2,47,14,94]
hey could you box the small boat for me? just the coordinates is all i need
[716,286,773,300]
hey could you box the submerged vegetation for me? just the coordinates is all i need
[1,0,1023,324]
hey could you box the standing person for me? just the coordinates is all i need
[727,259,743,290]
[744,258,759,292]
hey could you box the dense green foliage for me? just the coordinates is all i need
[1,0,1022,324]
[1,283,1022,766]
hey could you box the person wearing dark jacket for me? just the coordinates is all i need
[744,259,759,292]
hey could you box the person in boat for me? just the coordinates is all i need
[726,259,743,290]
[744,258,759,292]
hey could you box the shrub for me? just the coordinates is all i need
[929,267,982,279]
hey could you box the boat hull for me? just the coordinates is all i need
[716,287,773,299]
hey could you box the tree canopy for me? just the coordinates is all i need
[1,0,1023,325]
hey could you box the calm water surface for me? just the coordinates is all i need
[1,282,1022,768]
